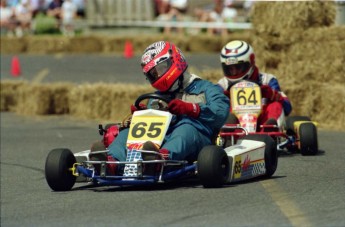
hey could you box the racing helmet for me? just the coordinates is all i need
[220,40,255,82]
[141,41,188,92]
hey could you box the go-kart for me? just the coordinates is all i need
[45,93,279,191]
[217,80,319,156]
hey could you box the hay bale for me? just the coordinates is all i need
[15,84,52,115]
[0,80,28,111]
[317,84,345,130]
[252,1,335,36]
[26,36,70,53]
[49,83,73,114]
[0,38,27,54]
[188,35,222,53]
[101,36,130,53]
[68,36,103,53]
[69,83,153,121]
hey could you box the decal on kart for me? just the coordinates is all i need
[233,150,265,181]
[252,162,266,175]
[123,150,143,177]
[234,155,242,179]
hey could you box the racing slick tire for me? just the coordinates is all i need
[242,134,278,177]
[197,145,230,188]
[299,123,318,156]
[285,116,311,135]
[45,148,76,191]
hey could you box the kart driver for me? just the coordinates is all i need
[217,40,292,130]
[107,41,229,165]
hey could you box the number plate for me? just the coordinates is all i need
[230,81,262,113]
[127,110,172,146]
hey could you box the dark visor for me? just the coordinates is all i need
[222,62,250,77]
[145,58,172,83]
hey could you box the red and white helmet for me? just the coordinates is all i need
[141,41,187,92]
[220,40,255,82]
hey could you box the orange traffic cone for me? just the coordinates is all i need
[123,40,134,59]
[11,56,21,77]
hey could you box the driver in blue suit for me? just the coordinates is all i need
[107,41,229,166]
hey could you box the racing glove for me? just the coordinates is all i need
[261,85,283,102]
[130,103,147,114]
[168,99,200,118]
[224,89,230,97]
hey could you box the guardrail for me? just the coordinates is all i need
[86,0,252,30]
[94,20,252,30]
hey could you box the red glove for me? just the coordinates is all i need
[130,103,147,114]
[168,99,200,118]
[261,85,282,102]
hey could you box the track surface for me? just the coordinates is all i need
[1,54,345,226]
[1,54,221,84]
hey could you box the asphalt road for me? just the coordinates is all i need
[1,54,221,84]
[1,112,345,226]
[1,54,345,226]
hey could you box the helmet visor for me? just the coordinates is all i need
[145,58,172,84]
[222,62,251,79]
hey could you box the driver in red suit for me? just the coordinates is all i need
[217,40,292,130]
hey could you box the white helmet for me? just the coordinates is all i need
[220,40,255,82]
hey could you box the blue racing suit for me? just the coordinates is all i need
[108,79,229,161]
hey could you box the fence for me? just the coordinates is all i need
[86,0,252,30]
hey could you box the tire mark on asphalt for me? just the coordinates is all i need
[261,179,312,227]
[32,68,49,83]
[1,161,44,174]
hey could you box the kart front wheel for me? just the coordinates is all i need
[45,148,76,191]
[197,145,230,188]
[243,134,278,177]
[299,123,318,156]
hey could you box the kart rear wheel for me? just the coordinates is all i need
[285,116,311,135]
[242,134,278,177]
[45,148,76,191]
[299,123,318,156]
[197,145,230,188]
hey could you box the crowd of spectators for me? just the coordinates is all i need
[0,0,85,37]
[155,0,254,36]
[1,0,253,37]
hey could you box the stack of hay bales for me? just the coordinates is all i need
[69,83,153,121]
[250,1,345,130]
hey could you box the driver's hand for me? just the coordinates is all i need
[130,103,147,114]
[260,85,282,102]
[168,99,200,118]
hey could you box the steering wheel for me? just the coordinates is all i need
[134,93,172,111]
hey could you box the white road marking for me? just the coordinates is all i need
[32,68,49,83]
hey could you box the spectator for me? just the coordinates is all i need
[0,0,16,36]
[14,0,33,36]
[154,0,170,17]
[61,0,77,36]
[162,0,189,35]
[47,0,62,20]
[30,0,46,17]
[243,0,255,22]
[194,0,238,36]
[72,0,85,18]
